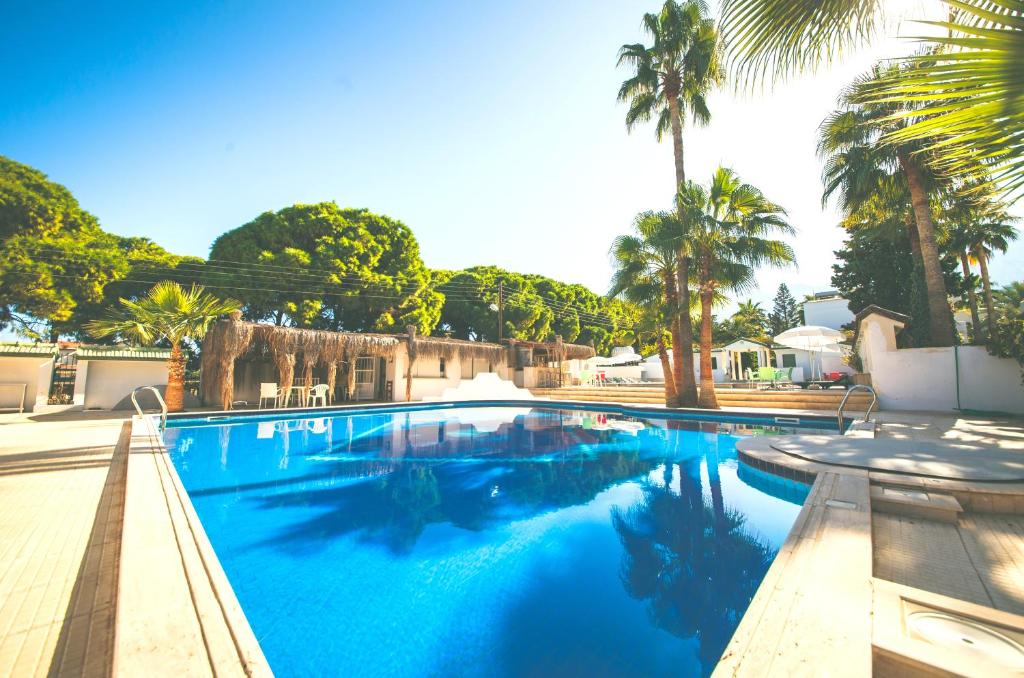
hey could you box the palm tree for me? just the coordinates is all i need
[994,281,1024,320]
[678,168,795,409]
[943,188,1018,341]
[819,65,958,346]
[618,0,722,406]
[719,0,1024,196]
[733,299,767,337]
[970,220,1019,340]
[609,211,686,406]
[87,281,239,412]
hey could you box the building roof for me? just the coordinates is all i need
[850,305,910,347]
[76,346,172,361]
[0,342,59,357]
[806,290,843,302]
[722,338,772,350]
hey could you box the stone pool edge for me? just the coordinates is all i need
[116,415,272,677]
[124,402,859,676]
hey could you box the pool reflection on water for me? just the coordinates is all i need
[165,406,816,678]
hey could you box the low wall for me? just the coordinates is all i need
[0,355,53,413]
[859,314,1024,414]
[81,360,168,410]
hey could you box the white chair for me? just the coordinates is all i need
[307,383,330,407]
[258,382,282,409]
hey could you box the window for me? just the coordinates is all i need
[413,358,443,378]
[781,354,796,368]
[711,357,718,370]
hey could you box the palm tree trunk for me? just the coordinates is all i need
[667,96,686,189]
[959,252,983,343]
[657,337,678,406]
[904,212,921,260]
[166,342,186,413]
[662,271,683,408]
[898,152,955,346]
[674,261,698,406]
[976,246,997,340]
[667,95,698,407]
[697,278,719,409]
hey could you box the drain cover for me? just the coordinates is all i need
[908,611,1024,670]
[882,487,929,502]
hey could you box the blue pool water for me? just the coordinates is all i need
[165,405,819,677]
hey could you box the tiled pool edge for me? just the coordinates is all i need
[117,415,271,677]
[125,403,849,676]
[166,398,849,431]
[712,471,874,677]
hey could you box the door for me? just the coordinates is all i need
[354,357,376,401]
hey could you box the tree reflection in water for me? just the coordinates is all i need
[611,421,776,671]
[252,411,660,554]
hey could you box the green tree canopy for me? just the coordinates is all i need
[0,155,194,339]
[208,203,443,334]
[433,265,632,355]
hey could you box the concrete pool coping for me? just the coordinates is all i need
[119,415,271,676]
[125,400,849,675]
[120,401,1024,676]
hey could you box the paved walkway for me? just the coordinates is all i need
[768,436,1024,481]
[0,413,127,677]
[874,511,1024,615]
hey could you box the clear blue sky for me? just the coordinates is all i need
[2,0,1021,311]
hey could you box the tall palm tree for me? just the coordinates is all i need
[819,65,958,346]
[942,188,1018,341]
[720,0,1024,196]
[678,168,795,409]
[618,0,722,406]
[609,211,686,406]
[87,281,239,412]
[970,219,1019,339]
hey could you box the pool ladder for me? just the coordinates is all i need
[131,386,168,431]
[837,384,877,431]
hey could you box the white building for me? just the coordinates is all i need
[0,342,170,413]
[801,291,855,330]
[0,343,58,413]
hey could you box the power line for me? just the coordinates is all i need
[18,247,497,294]
[21,248,624,328]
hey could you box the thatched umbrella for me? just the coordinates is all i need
[201,312,254,410]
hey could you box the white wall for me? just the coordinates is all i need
[81,360,168,410]
[638,353,727,383]
[0,356,53,413]
[859,315,1024,414]
[803,297,855,330]
[393,351,511,401]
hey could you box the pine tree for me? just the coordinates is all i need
[768,284,799,338]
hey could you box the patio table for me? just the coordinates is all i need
[284,385,308,407]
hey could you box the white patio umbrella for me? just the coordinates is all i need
[773,326,844,380]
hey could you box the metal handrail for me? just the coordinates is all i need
[131,386,168,431]
[837,384,877,431]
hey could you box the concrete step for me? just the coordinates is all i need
[870,485,963,524]
[531,388,873,411]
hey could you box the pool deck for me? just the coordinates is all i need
[1,405,1023,676]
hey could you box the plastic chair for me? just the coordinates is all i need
[307,383,330,407]
[258,383,281,409]
[757,367,777,389]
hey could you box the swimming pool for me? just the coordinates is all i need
[165,404,826,677]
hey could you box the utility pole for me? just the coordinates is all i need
[497,281,504,342]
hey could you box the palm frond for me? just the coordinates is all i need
[720,0,883,84]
